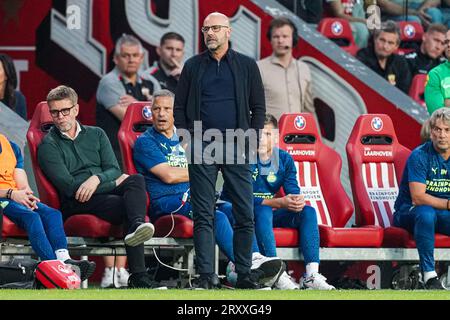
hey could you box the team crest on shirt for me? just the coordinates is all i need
[331,21,343,36]
[294,115,306,131]
[266,171,277,183]
[252,167,259,181]
[387,74,396,86]
[371,117,383,132]
[403,24,416,38]
[142,105,152,120]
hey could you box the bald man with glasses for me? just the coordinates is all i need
[174,12,266,289]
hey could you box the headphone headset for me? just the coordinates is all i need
[266,18,303,110]
[266,18,299,48]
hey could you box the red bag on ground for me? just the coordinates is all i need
[35,260,81,289]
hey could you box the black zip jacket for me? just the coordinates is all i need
[357,46,412,94]
[174,49,266,133]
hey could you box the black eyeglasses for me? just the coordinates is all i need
[201,25,229,33]
[49,105,76,118]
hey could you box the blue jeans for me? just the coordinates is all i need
[394,205,450,272]
[151,195,236,262]
[1,200,67,260]
[261,205,320,264]
[220,202,320,264]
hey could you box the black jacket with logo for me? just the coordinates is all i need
[357,46,412,94]
[405,49,446,76]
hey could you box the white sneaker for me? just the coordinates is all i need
[274,271,298,290]
[251,252,284,286]
[117,268,130,287]
[299,272,335,290]
[124,222,155,247]
[100,267,119,288]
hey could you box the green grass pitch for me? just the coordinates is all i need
[0,289,448,300]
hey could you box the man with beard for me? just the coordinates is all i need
[174,12,266,289]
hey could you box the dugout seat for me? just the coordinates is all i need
[118,102,193,238]
[346,114,450,247]
[396,21,424,55]
[317,18,359,56]
[409,74,427,108]
[26,102,123,238]
[276,113,383,248]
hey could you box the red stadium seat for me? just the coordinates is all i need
[118,102,193,238]
[276,113,383,248]
[409,74,427,108]
[26,102,123,238]
[317,18,359,56]
[117,102,153,175]
[346,114,450,247]
[2,216,27,238]
[396,21,424,55]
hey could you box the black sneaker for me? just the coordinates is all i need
[128,272,167,289]
[191,273,221,290]
[64,259,96,281]
[425,277,445,290]
[235,273,271,290]
[124,222,155,247]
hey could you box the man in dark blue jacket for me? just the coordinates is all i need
[174,11,266,289]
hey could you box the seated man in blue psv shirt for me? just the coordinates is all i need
[133,89,282,289]
[394,108,450,290]
[221,114,334,290]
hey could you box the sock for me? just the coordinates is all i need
[55,249,71,261]
[306,262,319,277]
[424,271,438,283]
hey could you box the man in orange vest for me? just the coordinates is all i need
[0,133,96,281]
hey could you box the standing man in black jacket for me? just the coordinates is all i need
[174,12,266,289]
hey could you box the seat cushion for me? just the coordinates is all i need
[64,214,123,238]
[153,215,193,238]
[274,228,299,247]
[2,216,27,238]
[383,226,450,248]
[319,225,383,247]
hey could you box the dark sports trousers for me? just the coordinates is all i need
[189,162,254,276]
[61,174,148,274]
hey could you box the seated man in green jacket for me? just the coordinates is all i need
[425,29,450,114]
[38,85,161,289]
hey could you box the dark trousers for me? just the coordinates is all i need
[61,175,148,274]
[189,163,254,276]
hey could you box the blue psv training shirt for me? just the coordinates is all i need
[133,127,189,201]
[395,141,450,213]
[222,148,300,205]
